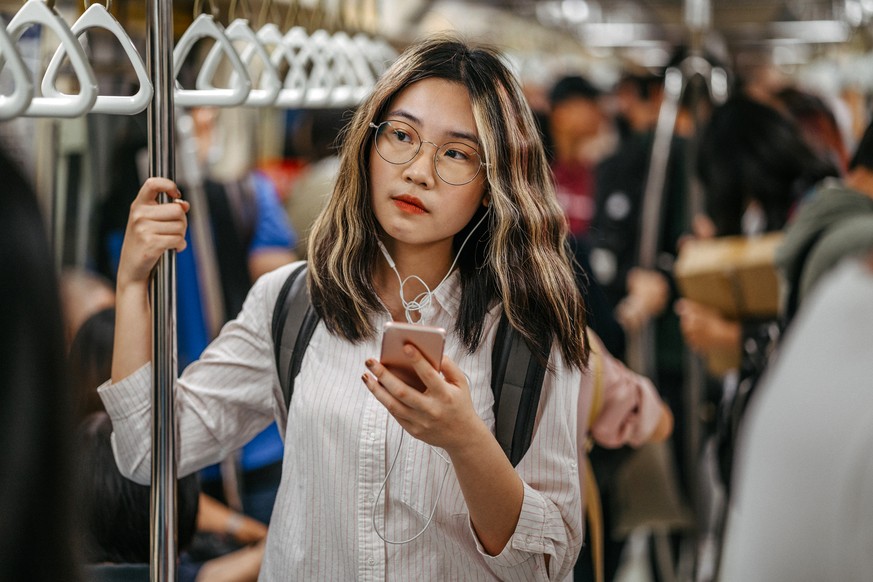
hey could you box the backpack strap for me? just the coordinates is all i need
[490,314,548,467]
[271,263,321,414]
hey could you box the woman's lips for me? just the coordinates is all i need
[392,195,426,214]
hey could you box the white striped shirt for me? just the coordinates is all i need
[100,261,584,581]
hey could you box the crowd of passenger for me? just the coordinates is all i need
[3,34,873,582]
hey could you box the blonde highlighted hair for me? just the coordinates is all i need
[307,34,589,370]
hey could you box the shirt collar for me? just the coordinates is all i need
[430,268,462,317]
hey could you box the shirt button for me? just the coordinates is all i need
[367,557,375,566]
[370,431,376,440]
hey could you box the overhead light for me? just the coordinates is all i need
[772,44,811,66]
[536,0,601,27]
[576,23,663,47]
[726,20,850,44]
[561,0,590,23]
[769,20,850,43]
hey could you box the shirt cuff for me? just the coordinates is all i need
[98,363,152,420]
[473,482,554,570]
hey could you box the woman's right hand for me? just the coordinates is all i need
[117,177,189,289]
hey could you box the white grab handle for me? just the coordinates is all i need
[173,14,250,107]
[271,25,308,108]
[300,29,335,108]
[42,3,153,115]
[332,31,371,106]
[359,34,397,77]
[0,18,33,120]
[7,0,98,117]
[197,18,280,108]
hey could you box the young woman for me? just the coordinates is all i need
[102,35,664,580]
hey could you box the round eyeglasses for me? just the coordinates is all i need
[369,120,485,186]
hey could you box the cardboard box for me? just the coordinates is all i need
[674,232,784,320]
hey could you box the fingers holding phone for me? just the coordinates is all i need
[362,323,480,451]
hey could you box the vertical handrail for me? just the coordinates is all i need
[146,0,177,576]
[626,66,682,379]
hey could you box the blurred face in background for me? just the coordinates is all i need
[550,96,605,163]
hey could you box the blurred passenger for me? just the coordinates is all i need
[585,69,695,582]
[776,116,873,325]
[589,72,687,349]
[59,268,115,347]
[68,309,267,580]
[0,148,81,581]
[718,251,873,582]
[69,307,116,420]
[544,73,630,371]
[548,74,615,239]
[96,109,297,526]
[281,108,347,259]
[676,95,838,488]
[610,73,662,142]
[78,412,265,582]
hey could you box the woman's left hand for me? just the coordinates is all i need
[362,346,483,453]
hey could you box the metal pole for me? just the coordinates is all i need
[146,0,177,576]
[626,66,682,379]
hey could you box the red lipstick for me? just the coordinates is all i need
[392,195,427,214]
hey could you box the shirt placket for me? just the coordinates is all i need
[356,387,389,580]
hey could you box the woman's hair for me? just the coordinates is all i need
[307,34,588,369]
[0,149,81,580]
[697,96,837,236]
[69,307,116,421]
[77,412,200,564]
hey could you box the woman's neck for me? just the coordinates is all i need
[374,241,454,322]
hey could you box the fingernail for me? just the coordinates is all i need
[403,345,414,356]
[361,373,368,383]
[365,358,375,368]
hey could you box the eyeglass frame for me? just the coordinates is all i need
[368,120,487,186]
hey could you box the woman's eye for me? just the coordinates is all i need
[393,130,412,144]
[443,147,471,162]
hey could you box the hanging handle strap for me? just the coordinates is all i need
[7,0,98,117]
[197,18,281,107]
[0,20,33,120]
[173,14,251,107]
[42,2,153,115]
[300,29,336,107]
[271,26,309,108]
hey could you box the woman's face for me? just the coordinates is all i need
[369,77,488,256]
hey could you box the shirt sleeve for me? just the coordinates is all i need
[475,356,584,581]
[98,263,302,484]
[249,171,297,253]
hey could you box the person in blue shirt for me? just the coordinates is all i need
[96,110,298,525]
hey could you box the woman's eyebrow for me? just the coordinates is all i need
[385,109,480,145]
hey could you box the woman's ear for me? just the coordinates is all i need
[482,196,490,208]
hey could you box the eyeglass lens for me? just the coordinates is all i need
[373,120,482,185]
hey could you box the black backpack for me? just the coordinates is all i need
[271,263,548,466]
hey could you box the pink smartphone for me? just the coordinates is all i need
[380,321,446,391]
